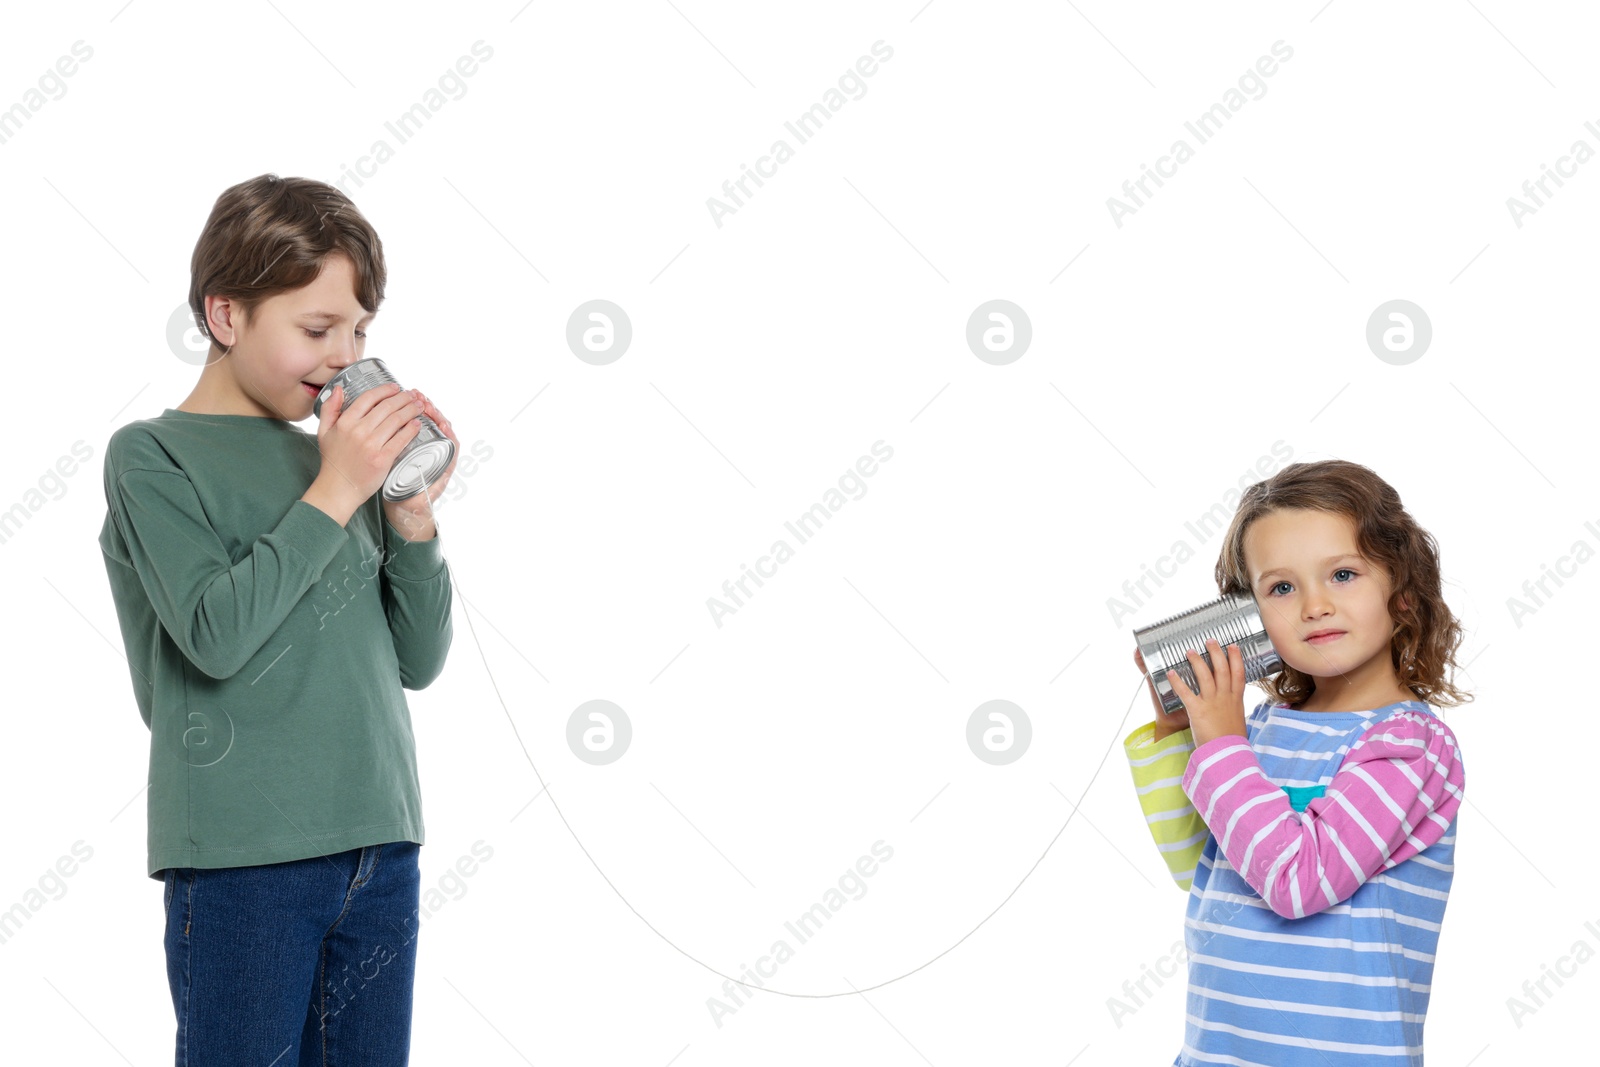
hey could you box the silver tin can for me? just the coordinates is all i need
[312,358,455,502]
[1132,591,1283,716]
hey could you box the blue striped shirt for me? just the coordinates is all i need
[1127,699,1464,1066]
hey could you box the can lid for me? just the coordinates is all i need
[383,440,454,500]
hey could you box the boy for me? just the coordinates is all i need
[98,173,459,1065]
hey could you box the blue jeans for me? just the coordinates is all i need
[163,841,422,1066]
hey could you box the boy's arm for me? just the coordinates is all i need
[105,459,348,680]
[1181,709,1464,920]
[379,512,453,690]
[1124,721,1210,892]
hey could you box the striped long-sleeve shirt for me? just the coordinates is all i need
[1124,698,1465,1066]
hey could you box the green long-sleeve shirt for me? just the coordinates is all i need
[98,408,453,879]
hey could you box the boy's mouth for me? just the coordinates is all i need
[302,381,323,398]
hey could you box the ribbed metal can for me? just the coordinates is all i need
[1132,592,1283,716]
[312,358,455,502]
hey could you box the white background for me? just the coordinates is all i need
[1,1,1592,1063]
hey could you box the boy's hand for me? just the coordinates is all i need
[1135,646,1190,738]
[381,390,459,543]
[310,382,425,518]
[1164,638,1248,749]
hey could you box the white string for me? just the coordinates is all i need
[416,465,1153,999]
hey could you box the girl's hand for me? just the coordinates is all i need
[1134,646,1191,737]
[1165,638,1248,749]
[381,390,460,542]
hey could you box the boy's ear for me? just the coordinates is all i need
[205,294,239,348]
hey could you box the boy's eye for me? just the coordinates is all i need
[303,329,367,339]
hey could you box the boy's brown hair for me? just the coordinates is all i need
[188,173,386,357]
[1213,459,1472,709]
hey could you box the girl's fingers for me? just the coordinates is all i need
[1211,641,1235,696]
[1189,646,1214,697]
[1166,667,1194,700]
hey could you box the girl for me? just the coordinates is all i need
[1124,459,1468,1067]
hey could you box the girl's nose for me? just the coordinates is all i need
[1302,596,1333,619]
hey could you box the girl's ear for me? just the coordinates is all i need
[1389,593,1410,637]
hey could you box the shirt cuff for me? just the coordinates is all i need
[1125,720,1192,750]
[284,499,352,570]
[382,513,446,581]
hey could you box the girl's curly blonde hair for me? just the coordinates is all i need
[1213,459,1472,709]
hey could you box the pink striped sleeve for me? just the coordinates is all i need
[1179,710,1465,919]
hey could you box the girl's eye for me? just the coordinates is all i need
[1268,568,1357,596]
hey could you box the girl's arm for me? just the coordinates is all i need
[1180,708,1464,919]
[1124,721,1210,891]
